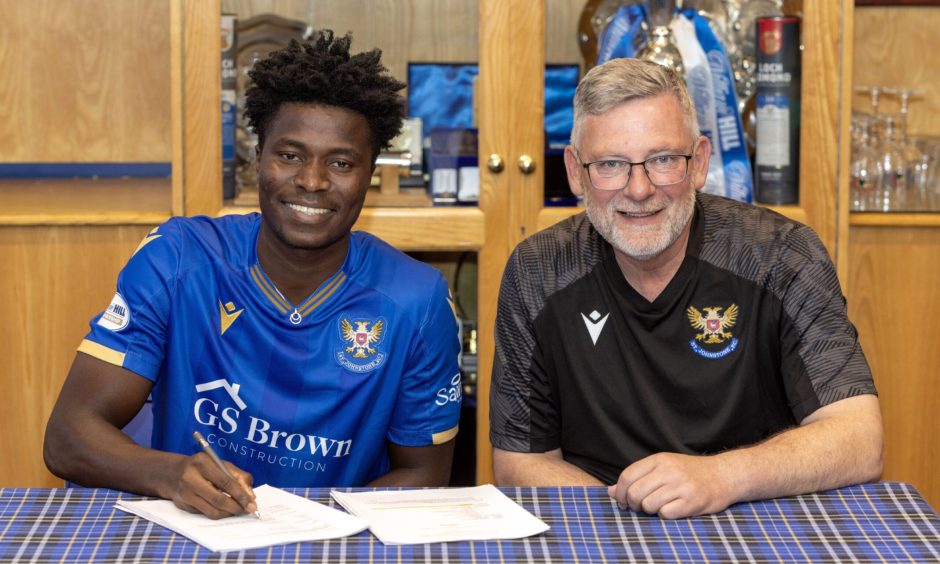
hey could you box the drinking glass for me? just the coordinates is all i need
[875,114,910,211]
[884,87,927,208]
[849,113,883,211]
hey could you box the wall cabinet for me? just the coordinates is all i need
[847,4,940,510]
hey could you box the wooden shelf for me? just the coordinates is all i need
[0,178,172,225]
[763,204,808,225]
[850,212,940,227]
[537,206,580,231]
[219,204,485,251]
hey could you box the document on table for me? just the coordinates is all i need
[330,484,549,545]
[114,484,367,553]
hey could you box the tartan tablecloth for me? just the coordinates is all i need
[0,482,938,562]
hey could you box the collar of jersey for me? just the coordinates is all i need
[249,263,347,318]
[245,219,361,318]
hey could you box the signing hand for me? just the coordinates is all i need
[166,452,258,519]
[607,452,735,519]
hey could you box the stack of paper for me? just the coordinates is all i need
[331,484,550,545]
[115,483,549,551]
[114,484,367,553]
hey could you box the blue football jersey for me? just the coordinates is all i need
[79,214,462,487]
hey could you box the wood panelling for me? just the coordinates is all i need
[853,7,940,137]
[851,3,940,512]
[476,0,546,485]
[798,1,848,270]
[0,180,171,225]
[177,0,223,216]
[847,226,940,510]
[0,0,170,163]
[0,225,155,487]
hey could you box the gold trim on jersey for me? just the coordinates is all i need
[432,424,459,445]
[131,226,162,257]
[249,264,347,318]
[299,272,347,317]
[249,264,290,314]
[77,339,126,367]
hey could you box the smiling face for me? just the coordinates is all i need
[255,102,375,262]
[565,93,710,264]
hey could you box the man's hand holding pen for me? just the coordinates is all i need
[161,431,261,520]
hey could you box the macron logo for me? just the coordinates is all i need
[195,379,247,410]
[581,310,610,346]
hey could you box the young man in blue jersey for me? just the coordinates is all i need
[490,58,882,519]
[45,31,462,518]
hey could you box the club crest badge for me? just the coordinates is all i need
[687,304,739,359]
[336,316,387,373]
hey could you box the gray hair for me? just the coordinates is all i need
[570,58,700,146]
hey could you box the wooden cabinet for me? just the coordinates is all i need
[0,0,175,487]
[847,4,940,510]
[3,0,933,510]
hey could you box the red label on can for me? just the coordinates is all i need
[758,17,798,57]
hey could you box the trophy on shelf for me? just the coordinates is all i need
[636,0,684,76]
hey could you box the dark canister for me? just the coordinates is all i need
[754,16,801,205]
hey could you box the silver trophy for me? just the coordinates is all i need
[636,0,684,76]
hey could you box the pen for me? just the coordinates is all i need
[192,430,262,519]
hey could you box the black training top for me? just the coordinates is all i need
[490,193,876,484]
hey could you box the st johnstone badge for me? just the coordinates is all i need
[687,304,739,359]
[336,315,387,373]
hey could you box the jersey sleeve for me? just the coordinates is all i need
[490,242,560,453]
[774,225,877,421]
[386,274,462,447]
[78,219,182,382]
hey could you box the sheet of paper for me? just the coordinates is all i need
[115,484,367,553]
[330,484,549,545]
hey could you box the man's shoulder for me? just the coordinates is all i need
[145,213,259,252]
[122,214,258,287]
[351,230,442,278]
[508,211,607,296]
[696,193,829,274]
[514,211,607,272]
[349,230,448,303]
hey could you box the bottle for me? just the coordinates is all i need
[754,16,801,205]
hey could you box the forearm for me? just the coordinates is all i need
[717,395,883,504]
[367,440,455,487]
[43,418,184,498]
[494,448,604,486]
[44,413,185,499]
[367,466,449,487]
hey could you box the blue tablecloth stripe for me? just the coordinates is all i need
[0,483,938,562]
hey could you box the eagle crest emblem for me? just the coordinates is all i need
[687,304,738,344]
[341,319,384,358]
[336,315,388,373]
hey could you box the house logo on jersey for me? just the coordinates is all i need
[581,310,610,346]
[687,304,739,359]
[336,316,387,373]
[97,292,131,331]
[218,300,244,336]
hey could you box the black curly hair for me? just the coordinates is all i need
[243,30,405,160]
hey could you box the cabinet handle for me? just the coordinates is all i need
[487,154,505,173]
[518,154,536,174]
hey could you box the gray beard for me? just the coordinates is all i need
[584,188,696,261]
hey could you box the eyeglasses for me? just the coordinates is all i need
[577,151,693,191]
